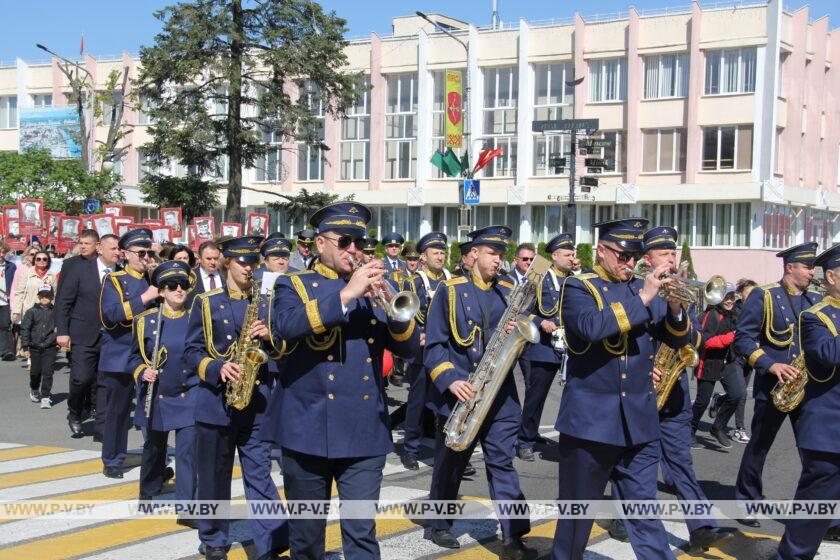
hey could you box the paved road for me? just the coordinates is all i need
[0,355,837,559]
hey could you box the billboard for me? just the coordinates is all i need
[18,107,82,159]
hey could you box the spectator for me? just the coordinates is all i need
[168,244,196,268]
[0,242,17,361]
[691,284,746,449]
[21,284,57,408]
[511,243,536,286]
[12,251,58,326]
[10,245,39,318]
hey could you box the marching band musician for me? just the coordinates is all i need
[360,236,378,264]
[99,228,159,479]
[776,243,840,559]
[255,236,296,279]
[267,202,419,560]
[733,242,822,527]
[382,232,407,274]
[184,235,288,560]
[424,225,535,559]
[516,233,574,463]
[452,240,475,277]
[130,261,197,523]
[399,231,451,471]
[551,218,693,560]
[289,229,317,271]
[403,243,421,276]
[607,227,735,552]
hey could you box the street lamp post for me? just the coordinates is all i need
[564,76,584,242]
[415,12,473,240]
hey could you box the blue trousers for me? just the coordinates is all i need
[776,449,840,560]
[736,398,795,501]
[100,372,135,468]
[517,361,558,450]
[552,435,675,560]
[403,362,428,457]
[429,397,530,539]
[139,425,196,501]
[195,420,288,558]
[281,449,385,560]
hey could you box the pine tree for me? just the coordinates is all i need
[681,240,697,280]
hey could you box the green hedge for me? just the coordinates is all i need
[576,243,593,270]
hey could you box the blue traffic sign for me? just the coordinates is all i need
[463,179,480,205]
[82,199,100,214]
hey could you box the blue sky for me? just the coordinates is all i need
[2,0,835,65]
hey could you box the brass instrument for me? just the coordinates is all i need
[349,256,420,323]
[654,344,699,411]
[225,274,269,411]
[628,261,727,306]
[771,353,808,412]
[444,255,551,451]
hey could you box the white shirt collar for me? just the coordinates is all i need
[97,258,113,275]
[200,267,218,281]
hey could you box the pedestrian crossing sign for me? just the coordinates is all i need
[463,180,480,205]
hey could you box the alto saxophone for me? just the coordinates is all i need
[654,343,699,411]
[443,256,551,451]
[771,353,808,412]
[225,275,269,410]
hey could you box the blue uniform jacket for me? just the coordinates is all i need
[522,268,566,364]
[796,296,840,454]
[734,282,822,400]
[99,267,152,373]
[557,268,693,447]
[405,268,449,366]
[267,263,420,458]
[423,274,520,417]
[183,287,279,428]
[383,258,406,275]
[130,307,197,431]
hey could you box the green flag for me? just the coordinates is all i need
[430,149,462,178]
[460,149,470,177]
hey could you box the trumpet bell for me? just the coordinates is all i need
[703,275,727,306]
[389,291,421,323]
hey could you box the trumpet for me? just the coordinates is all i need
[628,261,727,306]
[349,255,420,322]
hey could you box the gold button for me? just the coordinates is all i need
[362,376,369,381]
[152,330,157,335]
[621,373,627,380]
[150,319,156,324]
[363,395,369,400]
[648,355,654,359]
[370,319,377,325]
[463,293,468,298]
[220,304,225,309]
[367,338,374,344]
[312,282,319,287]
[224,319,229,324]
[602,286,608,292]
[468,320,474,325]
[159,395,164,399]
[328,374,335,381]
[181,393,185,398]
[327,355,334,361]
[473,362,478,367]
[328,393,334,400]
[227,335,232,340]
[620,356,625,361]
[255,380,260,385]
[472,348,478,352]
[366,357,372,363]
[621,391,626,397]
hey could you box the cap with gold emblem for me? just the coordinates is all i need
[219,235,263,264]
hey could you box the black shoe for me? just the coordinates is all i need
[607,519,630,542]
[710,427,732,449]
[823,525,840,542]
[103,466,123,479]
[430,528,460,549]
[708,393,721,419]
[176,516,198,529]
[205,546,228,560]
[736,515,761,528]
[163,466,175,482]
[401,454,419,471]
[690,434,702,449]
[516,447,535,462]
[2,353,15,361]
[501,536,538,560]
[68,419,83,438]
[688,526,737,553]
[92,433,102,443]
[463,461,477,477]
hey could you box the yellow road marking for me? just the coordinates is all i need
[0,456,142,490]
[0,446,70,462]
[440,520,604,558]
[675,529,780,559]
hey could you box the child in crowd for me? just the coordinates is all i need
[20,284,57,408]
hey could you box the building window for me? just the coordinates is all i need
[256,130,283,182]
[704,48,756,95]
[763,203,795,249]
[643,54,689,99]
[642,202,749,247]
[481,137,517,177]
[481,66,518,178]
[431,70,469,178]
[297,83,325,182]
[384,73,418,180]
[588,58,627,102]
[138,150,153,183]
[340,76,370,181]
[533,133,570,176]
[533,63,573,177]
[642,129,686,173]
[31,94,52,108]
[589,131,626,174]
[702,125,753,171]
[0,96,17,129]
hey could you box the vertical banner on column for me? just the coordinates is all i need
[445,70,463,148]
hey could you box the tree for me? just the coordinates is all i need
[576,243,593,271]
[0,149,122,213]
[139,174,219,223]
[270,188,353,227]
[136,0,362,222]
[681,240,697,280]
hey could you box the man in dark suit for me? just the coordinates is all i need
[185,241,224,310]
[0,242,17,361]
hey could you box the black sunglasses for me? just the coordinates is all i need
[126,249,157,259]
[604,245,640,263]
[34,257,50,262]
[324,234,365,251]
[161,279,190,291]
[518,256,534,262]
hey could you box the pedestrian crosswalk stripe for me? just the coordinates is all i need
[0,455,141,490]
[0,469,142,501]
[0,446,70,463]
[0,450,99,475]
[0,445,24,451]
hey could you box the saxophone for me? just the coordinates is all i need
[225,275,269,410]
[654,344,699,411]
[771,353,808,412]
[443,255,551,451]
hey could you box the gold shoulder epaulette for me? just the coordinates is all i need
[576,273,599,281]
[136,307,158,321]
[289,270,314,276]
[803,300,829,316]
[197,287,224,300]
[758,282,779,291]
[111,270,126,277]
[498,280,513,289]
[444,276,468,287]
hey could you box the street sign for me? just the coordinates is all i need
[463,179,480,205]
[580,138,615,149]
[532,118,600,133]
[82,199,100,214]
[587,167,603,174]
[549,157,567,167]
[580,177,599,187]
[585,158,611,168]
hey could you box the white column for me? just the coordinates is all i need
[759,0,783,183]
[749,201,764,248]
[16,59,30,109]
[519,205,533,242]
[419,207,433,237]
[468,25,482,159]
[515,19,532,188]
[415,30,431,194]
